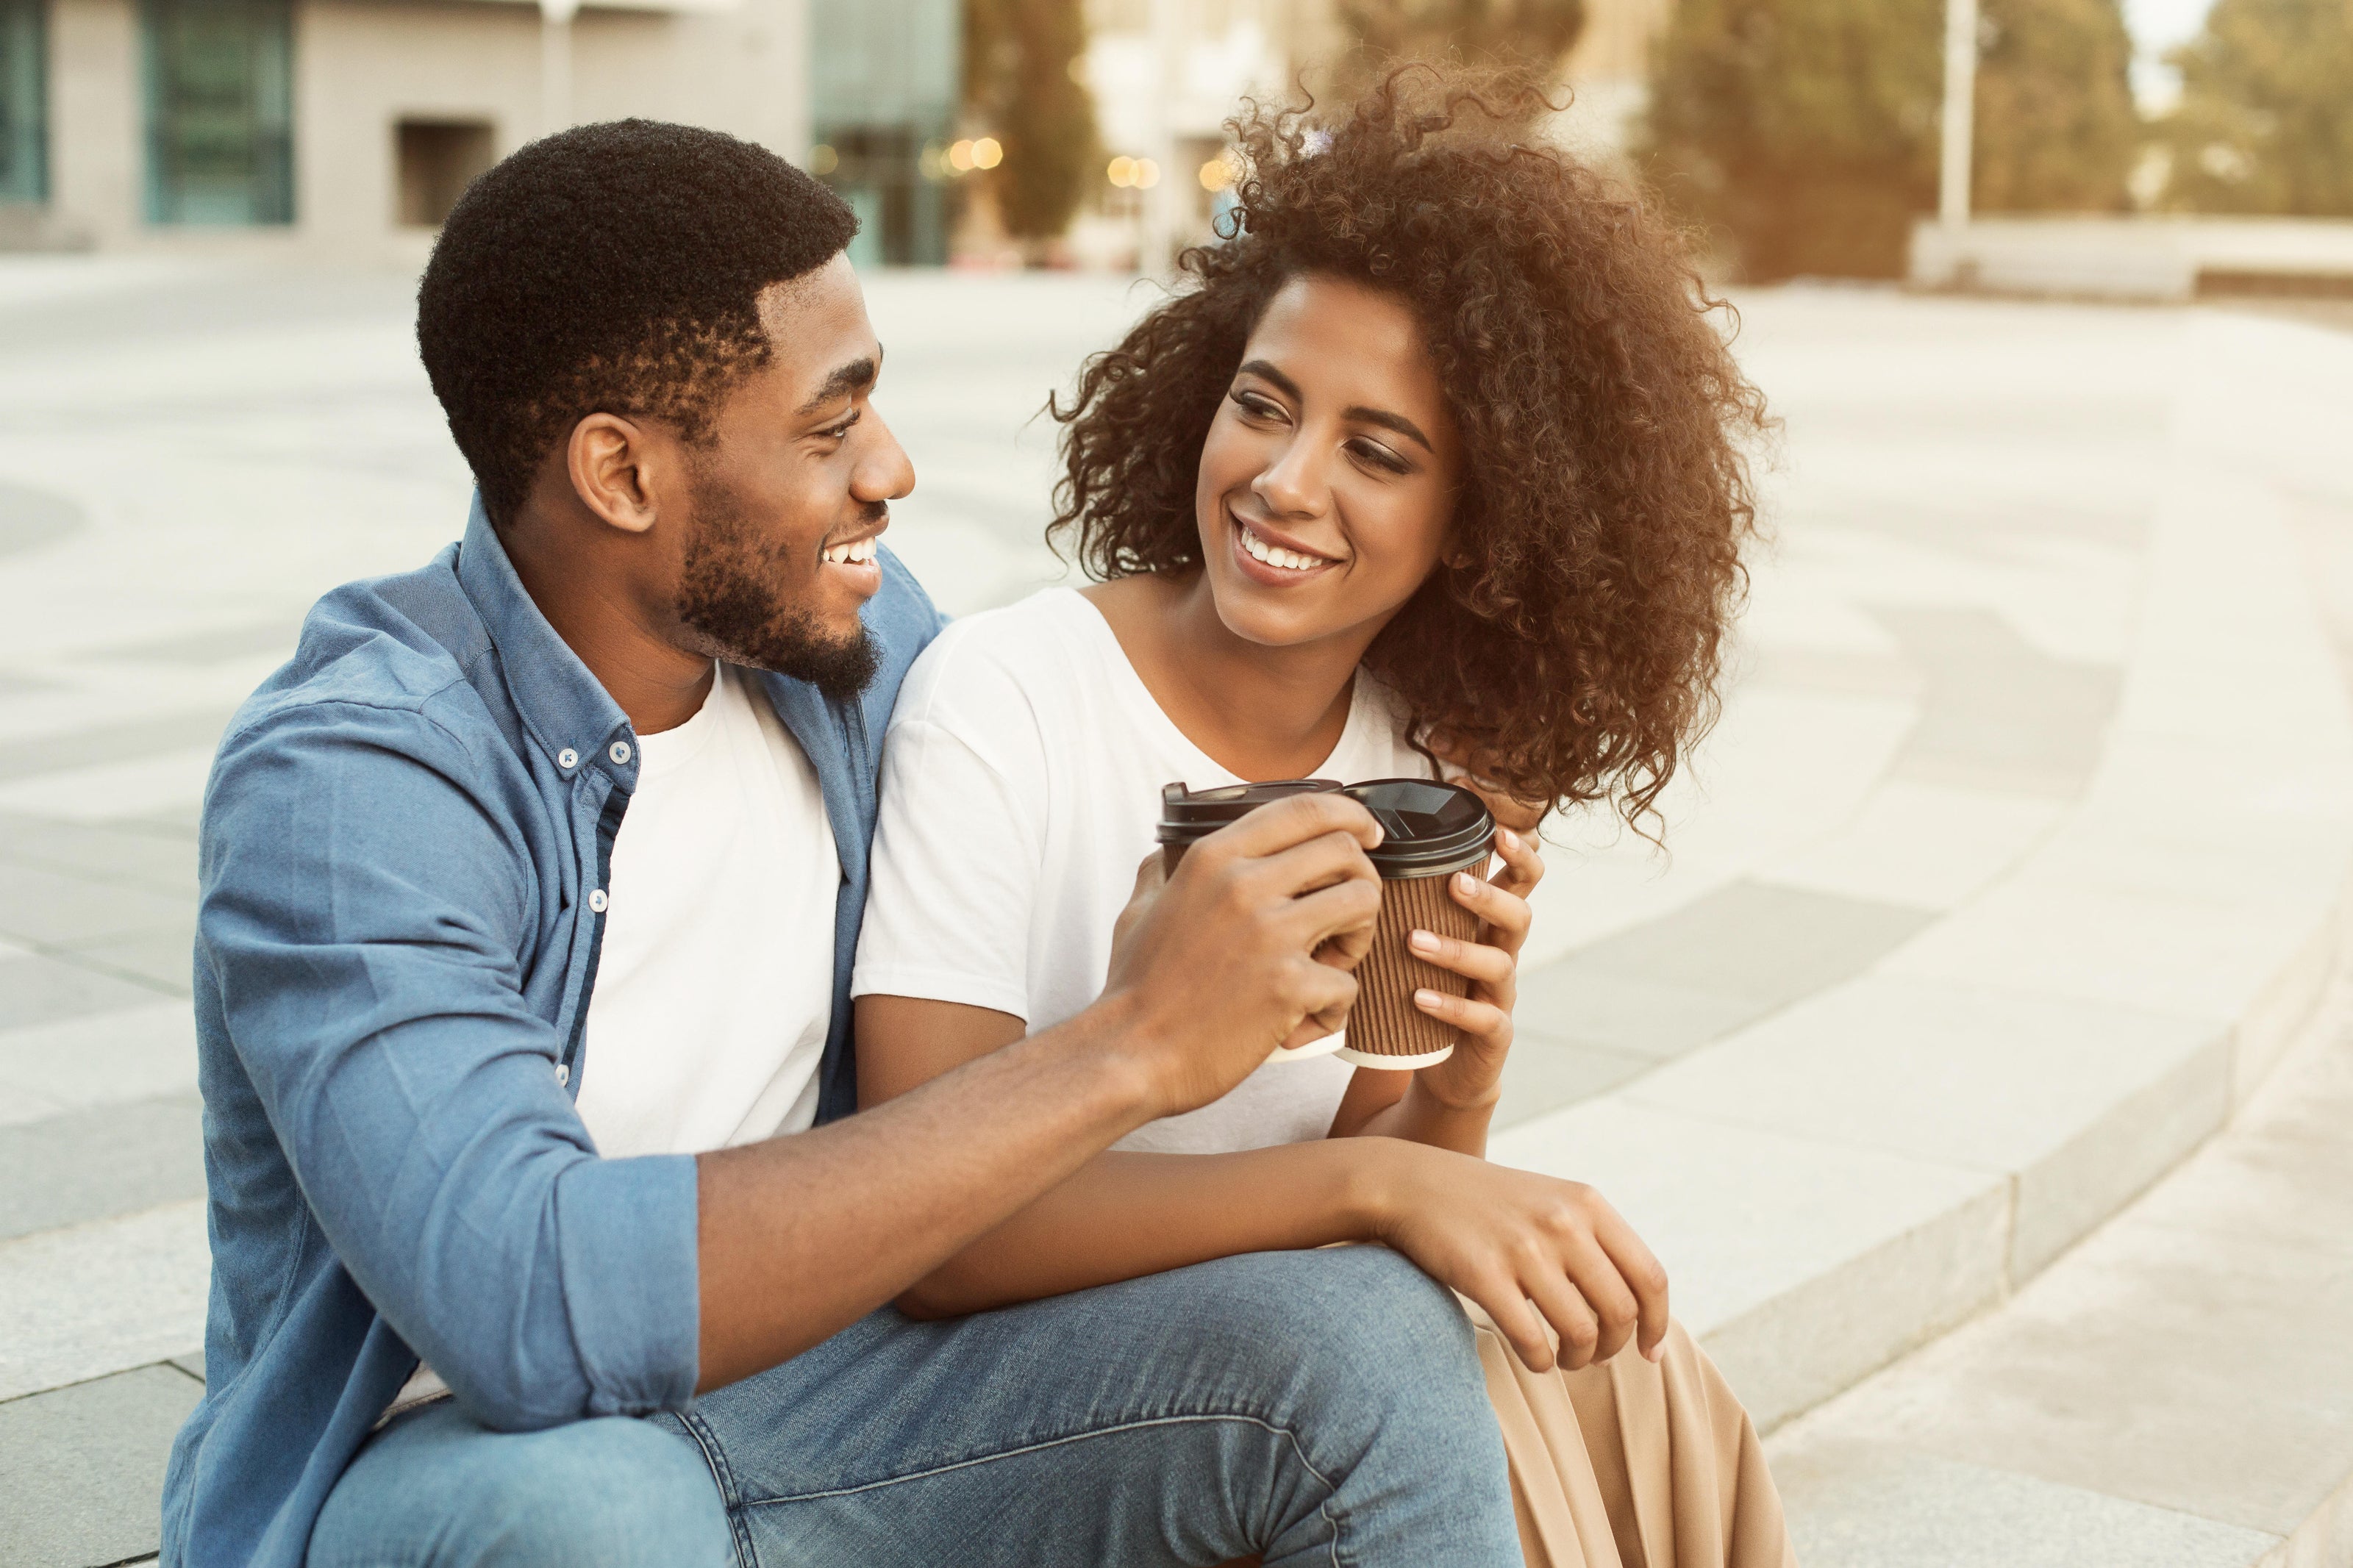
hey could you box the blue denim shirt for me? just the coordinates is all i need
[160,502,943,1568]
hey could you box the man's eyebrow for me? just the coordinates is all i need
[1236,358,1433,454]
[796,348,882,417]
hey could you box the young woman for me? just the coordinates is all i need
[851,69,1788,1567]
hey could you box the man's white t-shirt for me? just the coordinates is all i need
[571,662,839,1155]
[393,662,836,1416]
[851,588,1433,1155]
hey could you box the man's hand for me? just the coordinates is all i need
[1101,792,1385,1120]
[1365,1142,1670,1372]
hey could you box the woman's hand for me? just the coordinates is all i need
[1367,1140,1668,1370]
[1407,824,1544,1114]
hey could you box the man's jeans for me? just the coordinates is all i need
[307,1247,1518,1567]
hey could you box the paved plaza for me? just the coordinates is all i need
[2,262,2352,1565]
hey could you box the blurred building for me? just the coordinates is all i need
[0,0,1661,264]
[810,0,955,265]
[1070,0,1325,268]
[1069,0,1669,273]
[0,0,954,259]
[1552,0,1667,165]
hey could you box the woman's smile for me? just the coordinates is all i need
[1229,507,1347,586]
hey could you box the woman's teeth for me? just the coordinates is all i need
[822,537,878,566]
[1240,528,1327,573]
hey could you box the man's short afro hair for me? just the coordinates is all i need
[417,118,857,527]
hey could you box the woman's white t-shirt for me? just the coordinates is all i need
[851,587,1433,1154]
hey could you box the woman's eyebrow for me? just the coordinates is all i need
[1344,405,1434,454]
[1235,359,1304,404]
[1238,358,1433,454]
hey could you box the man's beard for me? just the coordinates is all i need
[676,476,879,704]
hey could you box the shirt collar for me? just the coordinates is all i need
[454,495,640,786]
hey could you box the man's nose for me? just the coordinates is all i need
[853,408,916,504]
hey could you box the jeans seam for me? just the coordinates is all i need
[676,1408,760,1568]
[737,1409,1348,1556]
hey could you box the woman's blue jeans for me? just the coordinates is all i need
[307,1247,1518,1567]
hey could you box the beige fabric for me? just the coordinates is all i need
[1465,1302,1798,1568]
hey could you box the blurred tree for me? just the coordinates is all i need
[1337,0,1588,82]
[1644,0,2136,279]
[2159,0,2353,214]
[964,0,1099,241]
[1975,0,2138,210]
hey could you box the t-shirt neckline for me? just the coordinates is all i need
[1051,587,1379,785]
[632,662,729,781]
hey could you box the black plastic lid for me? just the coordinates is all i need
[1340,778,1496,877]
[1157,779,1340,845]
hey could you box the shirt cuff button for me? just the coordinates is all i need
[588,888,609,913]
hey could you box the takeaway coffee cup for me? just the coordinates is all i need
[1332,778,1496,1070]
[1155,779,1341,876]
[1157,778,1344,1062]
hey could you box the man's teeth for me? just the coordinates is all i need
[1240,529,1326,572]
[822,537,879,566]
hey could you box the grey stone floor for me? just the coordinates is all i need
[1,261,2339,1564]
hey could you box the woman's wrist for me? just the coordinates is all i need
[1331,1134,1432,1242]
[1407,1070,1502,1118]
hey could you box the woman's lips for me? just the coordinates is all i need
[1229,512,1341,587]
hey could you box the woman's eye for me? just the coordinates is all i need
[1229,390,1286,423]
[1350,439,1411,475]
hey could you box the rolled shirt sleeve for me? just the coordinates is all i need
[199,695,700,1430]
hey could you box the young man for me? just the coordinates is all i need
[163,122,1529,1567]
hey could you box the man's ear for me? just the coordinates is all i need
[565,413,662,536]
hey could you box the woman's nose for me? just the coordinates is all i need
[1252,439,1324,518]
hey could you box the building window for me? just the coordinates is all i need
[143,0,293,225]
[811,0,957,265]
[396,118,493,228]
[0,0,45,204]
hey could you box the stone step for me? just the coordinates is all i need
[1768,968,2353,1567]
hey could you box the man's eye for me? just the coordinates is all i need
[821,409,861,440]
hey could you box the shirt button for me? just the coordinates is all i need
[557,747,578,770]
[554,1062,570,1086]
[588,888,609,913]
[609,741,632,766]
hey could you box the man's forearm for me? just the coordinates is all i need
[894,1139,1393,1319]
[694,995,1164,1391]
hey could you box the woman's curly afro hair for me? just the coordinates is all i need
[1049,67,1771,834]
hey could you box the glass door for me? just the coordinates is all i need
[143,0,292,224]
[0,0,44,204]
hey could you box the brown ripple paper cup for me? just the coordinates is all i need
[1333,778,1496,1070]
[1341,869,1483,1067]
